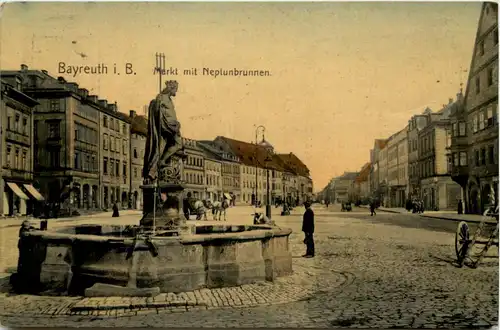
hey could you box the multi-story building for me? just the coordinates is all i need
[0,77,40,216]
[452,2,498,214]
[354,163,371,203]
[387,126,409,207]
[276,152,313,204]
[369,139,387,200]
[204,137,241,203]
[408,111,430,198]
[129,110,147,209]
[99,100,130,210]
[418,101,462,211]
[332,172,359,203]
[182,138,206,199]
[3,66,102,215]
[198,141,225,201]
[378,144,389,205]
[202,150,222,202]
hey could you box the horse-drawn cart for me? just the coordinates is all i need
[455,205,499,268]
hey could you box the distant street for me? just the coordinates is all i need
[0,204,498,328]
[318,204,476,234]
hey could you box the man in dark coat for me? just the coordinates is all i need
[302,202,315,258]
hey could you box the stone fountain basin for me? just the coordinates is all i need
[15,224,293,295]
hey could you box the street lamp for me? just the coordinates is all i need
[254,125,265,207]
[259,141,274,220]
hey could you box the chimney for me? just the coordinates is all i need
[448,98,453,104]
[107,103,117,112]
[88,95,98,103]
[20,64,28,71]
[129,110,136,118]
[78,88,89,98]
[98,99,108,108]
[41,70,48,75]
[57,76,67,84]
[67,82,79,92]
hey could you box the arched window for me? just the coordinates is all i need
[103,116,108,127]
[134,148,138,158]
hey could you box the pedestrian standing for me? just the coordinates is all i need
[370,200,376,216]
[302,201,315,258]
[457,199,463,215]
[112,203,120,217]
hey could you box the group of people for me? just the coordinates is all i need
[404,199,425,214]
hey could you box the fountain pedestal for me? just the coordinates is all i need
[139,183,194,235]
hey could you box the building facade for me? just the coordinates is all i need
[0,77,40,216]
[183,138,206,199]
[408,112,429,198]
[99,101,131,210]
[458,3,499,214]
[129,110,146,210]
[369,139,387,201]
[418,102,462,211]
[387,126,408,207]
[203,154,222,202]
[3,67,104,215]
[378,144,388,205]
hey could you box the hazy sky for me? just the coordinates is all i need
[0,2,481,191]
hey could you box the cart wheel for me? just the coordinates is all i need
[469,222,499,269]
[455,221,469,267]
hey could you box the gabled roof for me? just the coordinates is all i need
[130,114,147,136]
[374,139,388,150]
[355,163,371,183]
[216,136,286,171]
[276,153,311,177]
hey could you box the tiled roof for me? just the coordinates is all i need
[217,136,286,171]
[355,163,371,183]
[130,114,147,136]
[276,153,311,177]
[375,139,388,150]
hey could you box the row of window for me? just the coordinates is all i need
[76,104,99,121]
[184,172,205,185]
[4,144,28,170]
[74,151,97,173]
[206,162,221,172]
[473,145,497,167]
[103,157,127,177]
[222,164,240,174]
[223,177,240,187]
[474,65,496,95]
[472,103,497,133]
[75,123,98,145]
[103,133,128,154]
[186,156,204,168]
[206,174,220,187]
[477,27,498,57]
[102,115,127,135]
[451,122,467,137]
[419,133,435,154]
[388,167,406,182]
[6,113,29,135]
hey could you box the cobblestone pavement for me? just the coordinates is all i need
[0,206,498,327]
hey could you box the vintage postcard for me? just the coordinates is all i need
[0,1,498,328]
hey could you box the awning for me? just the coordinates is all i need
[7,182,29,200]
[223,193,232,200]
[24,184,45,201]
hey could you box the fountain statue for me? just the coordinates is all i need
[139,80,190,232]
